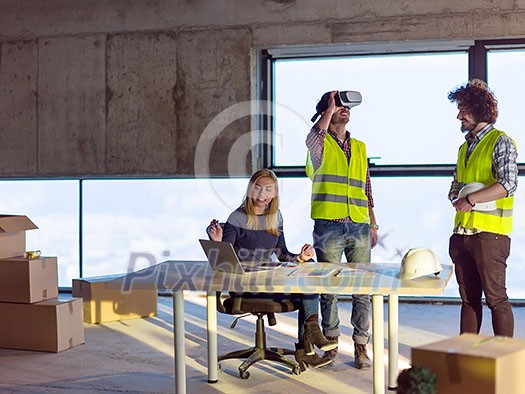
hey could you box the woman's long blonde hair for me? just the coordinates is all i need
[242,169,280,236]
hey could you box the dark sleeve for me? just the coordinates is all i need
[221,221,238,245]
[275,229,297,262]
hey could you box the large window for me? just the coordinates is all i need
[1,174,524,297]
[274,52,468,167]
[265,40,525,174]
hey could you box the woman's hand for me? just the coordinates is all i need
[299,243,315,262]
[209,219,223,241]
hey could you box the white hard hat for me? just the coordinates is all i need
[397,248,443,280]
[458,182,497,212]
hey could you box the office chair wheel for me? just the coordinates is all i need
[239,370,250,379]
[292,366,301,375]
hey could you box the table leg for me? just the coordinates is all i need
[206,291,218,383]
[372,294,385,394]
[173,291,186,394]
[388,295,399,390]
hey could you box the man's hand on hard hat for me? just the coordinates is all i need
[452,182,508,212]
[452,196,474,212]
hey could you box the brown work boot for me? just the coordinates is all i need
[321,336,339,366]
[354,343,372,369]
[304,321,338,355]
[295,343,333,372]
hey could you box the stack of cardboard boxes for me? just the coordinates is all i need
[0,215,84,352]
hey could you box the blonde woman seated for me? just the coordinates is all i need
[209,169,336,370]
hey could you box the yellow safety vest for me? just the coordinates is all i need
[455,128,515,235]
[306,134,370,222]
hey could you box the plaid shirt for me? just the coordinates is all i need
[449,123,518,234]
[306,124,374,223]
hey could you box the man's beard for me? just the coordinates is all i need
[332,116,349,126]
[460,121,477,133]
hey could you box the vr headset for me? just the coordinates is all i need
[311,91,362,122]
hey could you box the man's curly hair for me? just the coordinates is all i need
[448,79,498,123]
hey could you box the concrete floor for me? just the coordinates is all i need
[1,294,524,394]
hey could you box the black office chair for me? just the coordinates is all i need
[206,223,301,379]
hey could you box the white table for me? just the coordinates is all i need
[110,261,453,394]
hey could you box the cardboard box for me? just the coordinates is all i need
[0,256,58,303]
[72,275,157,324]
[0,297,84,352]
[411,333,525,394]
[0,215,38,260]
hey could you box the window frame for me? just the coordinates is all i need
[259,39,525,178]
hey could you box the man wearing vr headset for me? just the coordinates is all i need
[306,90,378,369]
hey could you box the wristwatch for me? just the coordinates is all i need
[370,224,379,230]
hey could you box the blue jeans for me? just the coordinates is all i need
[313,219,371,345]
[298,293,320,340]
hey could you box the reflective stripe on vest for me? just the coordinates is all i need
[455,128,515,235]
[306,134,370,222]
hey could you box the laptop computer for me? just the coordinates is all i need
[199,239,285,274]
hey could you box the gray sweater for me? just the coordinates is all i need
[222,207,297,263]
